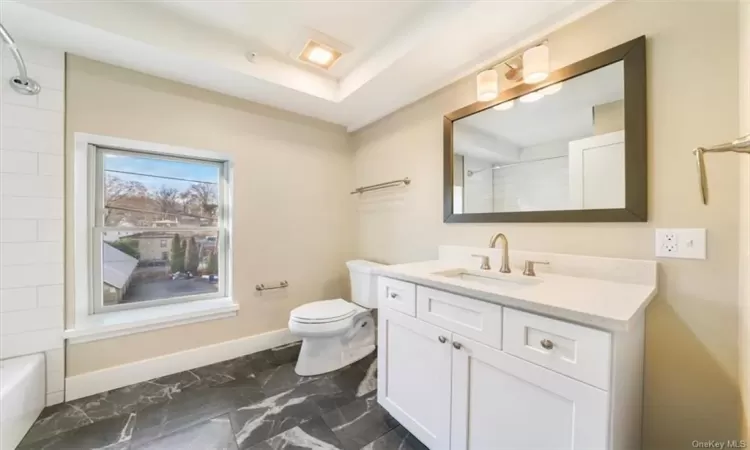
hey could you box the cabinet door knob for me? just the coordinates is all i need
[389,292,398,299]
[452,342,462,350]
[438,336,447,343]
[540,339,554,350]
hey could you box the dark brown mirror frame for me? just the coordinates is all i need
[443,36,647,223]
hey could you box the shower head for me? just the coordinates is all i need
[0,22,41,95]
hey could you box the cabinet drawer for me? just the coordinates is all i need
[502,308,611,390]
[416,286,502,349]
[378,278,416,316]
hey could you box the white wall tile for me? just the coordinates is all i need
[0,196,63,219]
[47,370,64,392]
[37,219,64,242]
[0,42,65,365]
[45,348,64,374]
[46,391,64,406]
[0,173,63,198]
[0,127,63,154]
[1,78,39,108]
[0,328,62,359]
[0,306,63,335]
[1,242,63,265]
[0,219,37,242]
[3,41,64,69]
[0,150,38,174]
[36,88,65,112]
[1,104,64,134]
[38,154,64,176]
[0,287,37,312]
[0,263,64,289]
[37,284,64,307]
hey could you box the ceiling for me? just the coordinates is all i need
[1,0,611,131]
[460,61,624,148]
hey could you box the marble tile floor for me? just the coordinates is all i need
[18,342,427,450]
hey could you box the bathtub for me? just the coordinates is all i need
[1,354,45,450]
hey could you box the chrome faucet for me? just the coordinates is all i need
[489,232,511,273]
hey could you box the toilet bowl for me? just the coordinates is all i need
[289,260,381,376]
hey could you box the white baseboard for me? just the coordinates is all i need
[65,328,299,401]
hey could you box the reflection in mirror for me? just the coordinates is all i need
[453,61,625,214]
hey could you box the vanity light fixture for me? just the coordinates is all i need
[476,69,499,102]
[522,43,549,84]
[539,82,562,96]
[474,40,551,102]
[493,100,515,111]
[519,91,544,103]
[298,39,341,69]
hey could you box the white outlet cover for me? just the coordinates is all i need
[655,228,707,259]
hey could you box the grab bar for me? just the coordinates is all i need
[255,280,289,291]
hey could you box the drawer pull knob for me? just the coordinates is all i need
[438,336,447,344]
[389,292,398,299]
[540,339,554,350]
[452,342,462,350]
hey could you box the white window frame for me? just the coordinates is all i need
[69,133,236,343]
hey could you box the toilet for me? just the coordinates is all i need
[289,260,381,376]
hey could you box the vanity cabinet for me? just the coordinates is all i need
[377,307,452,450]
[450,336,608,450]
[377,276,645,450]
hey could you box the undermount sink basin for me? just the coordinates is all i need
[432,268,542,289]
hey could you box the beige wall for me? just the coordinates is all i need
[65,56,355,375]
[352,2,741,448]
[740,0,750,439]
[593,99,624,135]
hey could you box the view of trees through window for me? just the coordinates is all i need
[98,150,224,308]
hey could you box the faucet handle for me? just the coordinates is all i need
[523,260,549,277]
[471,254,491,270]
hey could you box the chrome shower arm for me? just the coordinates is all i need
[693,134,750,205]
[0,23,29,83]
[0,22,39,95]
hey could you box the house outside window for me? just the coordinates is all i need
[75,135,233,315]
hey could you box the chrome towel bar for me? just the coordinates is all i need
[256,280,289,291]
[693,134,750,204]
[350,178,411,195]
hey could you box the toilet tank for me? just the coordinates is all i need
[346,260,383,308]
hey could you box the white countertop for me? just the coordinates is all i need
[372,259,657,331]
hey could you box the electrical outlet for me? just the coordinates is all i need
[655,228,707,259]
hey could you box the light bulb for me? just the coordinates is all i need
[519,91,543,103]
[539,82,562,96]
[493,100,515,111]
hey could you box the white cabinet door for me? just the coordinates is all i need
[451,336,609,450]
[378,308,452,450]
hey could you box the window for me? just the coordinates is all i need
[84,141,231,314]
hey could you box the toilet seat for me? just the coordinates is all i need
[290,299,360,324]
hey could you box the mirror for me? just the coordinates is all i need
[444,37,646,223]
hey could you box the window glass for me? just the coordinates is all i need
[94,147,227,312]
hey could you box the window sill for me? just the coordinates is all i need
[64,298,238,344]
